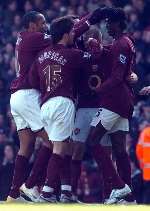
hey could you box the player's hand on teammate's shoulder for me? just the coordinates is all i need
[139,86,150,95]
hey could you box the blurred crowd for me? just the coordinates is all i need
[0,0,150,202]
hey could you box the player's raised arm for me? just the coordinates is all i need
[73,7,112,39]
[72,15,90,39]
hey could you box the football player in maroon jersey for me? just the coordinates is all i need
[28,16,90,203]
[7,11,53,202]
[86,8,136,204]
[71,25,138,202]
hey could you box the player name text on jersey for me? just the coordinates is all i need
[38,50,67,66]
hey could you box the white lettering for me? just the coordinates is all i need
[38,51,67,65]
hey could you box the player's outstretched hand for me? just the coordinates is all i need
[139,86,150,95]
[88,7,115,25]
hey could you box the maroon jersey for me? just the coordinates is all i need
[10,18,90,94]
[97,35,135,118]
[29,44,91,105]
[11,31,51,93]
[77,40,108,108]
[78,63,104,108]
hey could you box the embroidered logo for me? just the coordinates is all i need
[119,54,126,64]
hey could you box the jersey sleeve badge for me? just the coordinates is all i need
[119,54,127,64]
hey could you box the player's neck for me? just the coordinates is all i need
[113,32,123,40]
[27,28,37,33]
[58,40,67,47]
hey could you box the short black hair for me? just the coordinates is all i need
[22,11,41,29]
[50,17,74,44]
[107,8,127,30]
[64,15,79,20]
[107,8,126,22]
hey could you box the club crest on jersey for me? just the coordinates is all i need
[119,54,126,64]
[44,34,51,39]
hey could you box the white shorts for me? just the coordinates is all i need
[72,108,111,146]
[41,97,75,142]
[10,89,44,132]
[91,108,129,133]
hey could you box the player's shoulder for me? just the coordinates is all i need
[64,48,81,60]
[113,35,133,54]
[114,37,127,48]
[30,32,50,41]
[123,35,136,53]
[68,47,91,59]
[118,34,135,49]
[35,45,51,63]
[68,47,82,55]
[21,31,50,41]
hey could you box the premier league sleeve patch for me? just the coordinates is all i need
[44,34,51,39]
[83,52,91,59]
[119,54,126,64]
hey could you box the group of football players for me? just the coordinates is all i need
[6,6,138,204]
